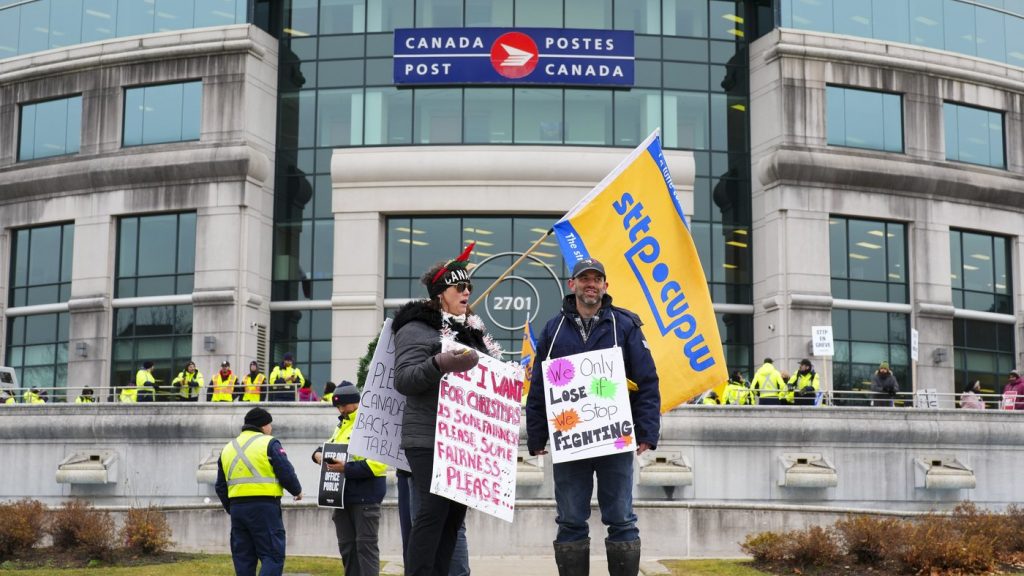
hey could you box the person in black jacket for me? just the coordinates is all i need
[526,258,661,576]
[393,243,502,576]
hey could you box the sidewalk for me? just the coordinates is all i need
[381,556,671,575]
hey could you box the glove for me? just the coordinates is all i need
[433,349,479,374]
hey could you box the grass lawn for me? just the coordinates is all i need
[660,559,770,575]
[0,555,343,575]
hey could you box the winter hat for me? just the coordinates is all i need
[425,243,475,298]
[331,381,360,406]
[879,361,890,370]
[244,407,273,428]
[799,359,812,367]
[283,352,294,361]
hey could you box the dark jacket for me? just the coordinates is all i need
[870,371,899,396]
[526,294,661,454]
[392,300,494,450]
[215,425,303,512]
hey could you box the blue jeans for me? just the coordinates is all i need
[229,500,286,576]
[553,452,638,543]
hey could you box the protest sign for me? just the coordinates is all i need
[317,442,348,508]
[542,347,635,464]
[430,342,522,523]
[348,319,409,471]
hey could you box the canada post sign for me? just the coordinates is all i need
[394,28,634,87]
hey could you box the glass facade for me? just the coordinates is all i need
[116,213,196,298]
[0,0,248,58]
[829,217,908,304]
[779,0,1024,68]
[19,95,82,161]
[826,86,902,153]
[111,305,194,392]
[950,230,1012,314]
[943,101,1004,169]
[7,223,74,308]
[831,309,910,397]
[269,309,332,394]
[123,81,203,147]
[5,223,74,398]
[953,318,1015,404]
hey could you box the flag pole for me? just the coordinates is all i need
[471,229,554,310]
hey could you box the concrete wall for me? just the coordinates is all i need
[0,25,279,397]
[748,28,1024,394]
[1,404,1019,556]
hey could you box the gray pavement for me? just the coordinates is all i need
[381,556,672,575]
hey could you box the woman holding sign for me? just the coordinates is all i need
[393,243,503,576]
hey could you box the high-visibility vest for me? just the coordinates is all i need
[327,409,387,478]
[75,396,95,403]
[702,395,719,405]
[220,430,283,498]
[242,373,265,402]
[3,396,15,405]
[211,373,237,402]
[786,371,821,403]
[321,392,333,404]
[122,369,155,402]
[750,363,786,400]
[723,382,752,405]
[23,390,44,404]
[269,365,304,388]
[173,371,204,400]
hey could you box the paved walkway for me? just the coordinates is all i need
[380,556,671,575]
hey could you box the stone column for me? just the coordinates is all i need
[67,215,114,399]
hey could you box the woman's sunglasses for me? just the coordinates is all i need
[448,281,473,293]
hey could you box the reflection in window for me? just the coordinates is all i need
[516,0,561,26]
[270,309,332,395]
[4,313,70,399]
[320,0,366,34]
[663,0,707,37]
[8,223,74,308]
[514,88,562,143]
[123,81,202,147]
[416,0,462,27]
[465,88,512,143]
[414,88,462,144]
[566,0,610,28]
[944,102,1004,169]
[365,87,412,144]
[953,318,1015,405]
[111,305,193,393]
[116,213,196,298]
[826,86,903,152]
[664,91,709,150]
[368,0,413,31]
[718,312,752,382]
[831,309,910,397]
[949,230,1012,314]
[613,0,660,34]
[317,88,364,147]
[565,90,612,145]
[19,96,82,161]
[829,217,907,303]
[466,0,512,26]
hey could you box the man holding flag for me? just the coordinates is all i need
[526,258,660,576]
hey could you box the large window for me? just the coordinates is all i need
[5,313,70,400]
[8,223,74,308]
[826,86,903,152]
[270,309,332,394]
[953,319,1015,405]
[19,95,82,161]
[116,213,196,298]
[944,102,1004,169]
[0,0,247,58]
[111,305,193,392]
[950,230,1012,314]
[831,309,910,398]
[829,217,907,304]
[779,0,1024,69]
[123,81,202,147]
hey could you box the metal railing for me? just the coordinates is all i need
[698,387,1020,411]
[1,384,332,404]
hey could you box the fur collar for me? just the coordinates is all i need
[392,300,502,359]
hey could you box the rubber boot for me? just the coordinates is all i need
[605,538,641,576]
[553,538,590,576]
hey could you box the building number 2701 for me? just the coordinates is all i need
[491,296,532,311]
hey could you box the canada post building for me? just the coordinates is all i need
[0,0,1021,404]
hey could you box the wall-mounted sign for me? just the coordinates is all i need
[394,28,634,87]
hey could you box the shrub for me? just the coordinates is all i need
[740,531,786,564]
[0,500,47,559]
[783,525,845,567]
[121,507,172,555]
[835,514,902,564]
[883,514,996,575]
[46,500,117,559]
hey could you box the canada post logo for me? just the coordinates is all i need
[394,28,634,87]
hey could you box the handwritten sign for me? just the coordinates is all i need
[430,342,523,523]
[317,442,348,508]
[812,326,834,357]
[1002,392,1018,411]
[348,319,409,471]
[542,347,635,464]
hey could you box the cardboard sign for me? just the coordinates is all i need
[317,442,348,508]
[1002,392,1018,411]
[348,319,409,471]
[430,342,523,523]
[811,326,834,357]
[541,347,635,464]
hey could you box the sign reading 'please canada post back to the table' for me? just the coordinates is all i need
[542,347,635,464]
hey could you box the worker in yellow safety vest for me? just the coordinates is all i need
[749,358,786,405]
[786,359,821,406]
[122,361,155,403]
[211,361,237,402]
[241,361,265,402]
[23,387,45,404]
[171,361,205,402]
[701,390,720,405]
[320,381,336,404]
[2,388,15,404]
[268,352,304,401]
[722,371,753,405]
[215,407,302,575]
[75,388,96,403]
